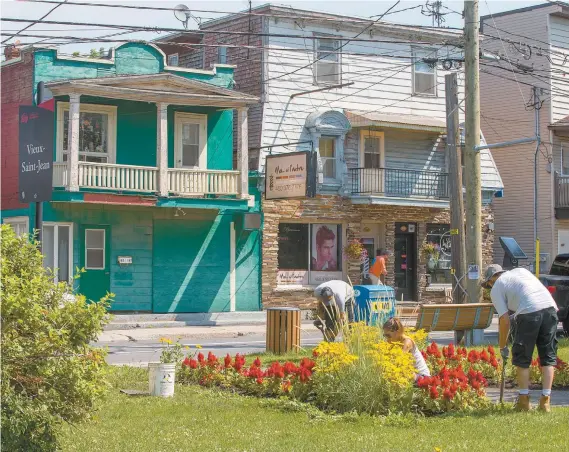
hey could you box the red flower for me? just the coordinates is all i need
[256,377,264,384]
[468,350,480,363]
[233,353,246,372]
[299,367,312,383]
[471,379,481,390]
[488,345,496,356]
[282,380,292,392]
[197,352,205,363]
[284,361,298,376]
[224,354,232,369]
[267,362,285,379]
[300,357,316,371]
[429,386,440,399]
[189,358,198,369]
[490,357,498,369]
[207,352,219,367]
[417,376,431,388]
[443,388,454,400]
[312,350,319,358]
[182,357,192,367]
[253,357,262,367]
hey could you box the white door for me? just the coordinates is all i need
[174,113,207,169]
[558,230,569,255]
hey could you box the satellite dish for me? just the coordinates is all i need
[174,4,192,29]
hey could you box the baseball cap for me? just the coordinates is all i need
[320,287,334,299]
[482,264,506,286]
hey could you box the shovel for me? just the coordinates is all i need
[499,355,507,404]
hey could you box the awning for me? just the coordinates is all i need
[550,115,569,129]
[345,110,447,133]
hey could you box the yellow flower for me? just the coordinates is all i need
[196,344,202,349]
[184,346,190,350]
[434,448,442,452]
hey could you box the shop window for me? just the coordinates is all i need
[277,223,342,286]
[425,224,452,284]
[58,103,117,163]
[3,216,29,237]
[42,223,73,282]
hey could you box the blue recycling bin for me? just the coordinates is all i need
[353,285,396,326]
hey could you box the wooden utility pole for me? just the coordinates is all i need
[464,0,482,304]
[445,73,466,304]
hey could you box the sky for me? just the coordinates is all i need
[1,0,548,56]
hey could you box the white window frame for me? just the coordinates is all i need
[319,136,339,182]
[561,142,569,176]
[167,53,179,66]
[84,228,105,270]
[174,112,208,169]
[42,222,74,283]
[359,130,385,168]
[412,47,438,97]
[56,102,117,163]
[313,35,342,86]
[3,216,29,237]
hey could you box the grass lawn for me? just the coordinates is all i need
[59,340,569,452]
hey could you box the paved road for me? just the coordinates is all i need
[100,329,500,367]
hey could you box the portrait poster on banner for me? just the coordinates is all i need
[310,224,342,284]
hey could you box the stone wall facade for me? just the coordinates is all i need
[262,195,495,309]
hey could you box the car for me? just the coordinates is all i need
[539,253,569,335]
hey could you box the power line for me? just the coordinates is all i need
[2,0,68,45]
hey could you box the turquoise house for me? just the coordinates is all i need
[1,43,261,313]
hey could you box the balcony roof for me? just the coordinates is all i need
[550,115,569,130]
[45,73,259,108]
[345,111,447,133]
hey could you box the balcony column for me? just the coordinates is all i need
[156,102,169,197]
[67,93,81,191]
[237,107,249,198]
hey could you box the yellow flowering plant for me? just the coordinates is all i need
[159,337,184,364]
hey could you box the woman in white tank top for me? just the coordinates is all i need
[383,317,431,378]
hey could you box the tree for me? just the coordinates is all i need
[0,225,112,451]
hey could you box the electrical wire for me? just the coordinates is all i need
[2,0,68,45]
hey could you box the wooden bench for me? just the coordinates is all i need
[415,303,495,344]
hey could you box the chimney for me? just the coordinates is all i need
[4,41,21,61]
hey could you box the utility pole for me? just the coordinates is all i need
[445,73,466,304]
[533,86,542,276]
[464,0,482,303]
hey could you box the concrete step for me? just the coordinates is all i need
[105,311,267,330]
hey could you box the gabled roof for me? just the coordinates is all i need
[45,73,259,108]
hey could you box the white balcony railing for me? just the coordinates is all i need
[168,168,239,195]
[52,162,240,196]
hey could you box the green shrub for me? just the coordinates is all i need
[0,225,111,451]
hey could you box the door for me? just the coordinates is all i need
[80,225,111,303]
[361,237,374,281]
[558,230,569,255]
[359,130,384,194]
[174,113,207,169]
[394,223,417,301]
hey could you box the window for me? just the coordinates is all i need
[174,113,207,169]
[217,46,227,64]
[413,48,437,96]
[42,223,73,282]
[425,224,452,284]
[168,53,179,66]
[277,223,342,286]
[57,103,117,163]
[314,37,341,85]
[319,137,336,180]
[3,216,29,237]
[85,229,105,269]
[363,134,383,169]
[561,142,569,175]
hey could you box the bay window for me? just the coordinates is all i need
[277,223,342,286]
[57,103,117,163]
[42,223,73,283]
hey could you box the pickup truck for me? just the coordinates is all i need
[539,253,569,335]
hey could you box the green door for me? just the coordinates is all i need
[80,225,111,303]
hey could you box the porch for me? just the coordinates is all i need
[46,73,258,200]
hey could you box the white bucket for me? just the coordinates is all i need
[148,363,176,397]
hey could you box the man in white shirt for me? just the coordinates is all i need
[482,264,559,412]
[313,280,354,342]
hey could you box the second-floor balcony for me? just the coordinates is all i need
[555,172,569,211]
[349,167,449,200]
[53,162,240,196]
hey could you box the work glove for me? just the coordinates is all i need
[500,346,510,361]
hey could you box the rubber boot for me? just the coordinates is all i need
[515,394,531,411]
[538,396,551,413]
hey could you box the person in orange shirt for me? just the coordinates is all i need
[369,249,389,285]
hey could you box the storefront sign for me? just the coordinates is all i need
[265,152,308,199]
[309,271,343,286]
[277,270,308,285]
[18,105,54,203]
